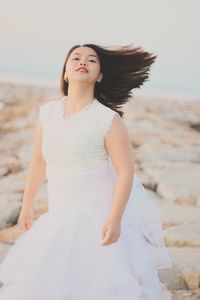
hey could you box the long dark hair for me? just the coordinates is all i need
[60,43,157,117]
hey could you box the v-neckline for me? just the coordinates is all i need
[60,97,98,121]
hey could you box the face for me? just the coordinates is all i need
[64,46,103,85]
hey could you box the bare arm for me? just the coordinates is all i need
[105,114,135,222]
[21,119,46,210]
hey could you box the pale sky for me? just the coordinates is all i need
[0,0,199,99]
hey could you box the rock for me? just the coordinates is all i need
[182,271,199,290]
[16,143,32,163]
[0,102,5,111]
[159,248,200,290]
[160,135,182,147]
[0,193,22,230]
[190,122,200,132]
[0,160,23,177]
[0,166,8,177]
[157,204,200,229]
[143,164,200,205]
[135,171,158,193]
[135,142,200,166]
[0,172,26,194]
[170,289,200,300]
[175,197,197,206]
[0,224,23,244]
[164,219,200,248]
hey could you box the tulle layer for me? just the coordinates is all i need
[109,158,171,269]
[0,160,171,299]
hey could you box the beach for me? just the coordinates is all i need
[0,81,200,299]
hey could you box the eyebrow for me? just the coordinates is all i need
[72,52,98,59]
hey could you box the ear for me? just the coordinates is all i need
[97,73,103,83]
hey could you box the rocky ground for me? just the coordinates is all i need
[0,81,200,299]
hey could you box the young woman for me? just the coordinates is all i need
[0,43,171,299]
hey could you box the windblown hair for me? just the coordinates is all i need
[60,43,157,117]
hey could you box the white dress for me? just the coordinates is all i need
[0,98,171,300]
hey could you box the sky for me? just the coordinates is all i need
[0,0,199,99]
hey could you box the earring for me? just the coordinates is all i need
[98,75,103,83]
[97,77,102,83]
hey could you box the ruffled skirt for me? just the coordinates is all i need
[0,159,171,299]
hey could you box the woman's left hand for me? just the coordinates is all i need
[101,216,121,246]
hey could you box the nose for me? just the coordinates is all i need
[80,61,86,66]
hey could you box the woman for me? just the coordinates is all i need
[0,43,171,299]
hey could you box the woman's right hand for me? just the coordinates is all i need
[17,206,34,231]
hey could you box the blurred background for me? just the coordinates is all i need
[0,0,199,100]
[0,1,200,298]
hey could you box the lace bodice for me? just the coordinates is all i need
[38,98,119,171]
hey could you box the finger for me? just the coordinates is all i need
[101,230,110,245]
[102,236,116,246]
[102,229,110,240]
[103,231,117,245]
[21,220,26,228]
[101,227,108,239]
[25,220,30,229]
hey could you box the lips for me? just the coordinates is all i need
[76,67,88,72]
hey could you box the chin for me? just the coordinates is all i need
[70,77,94,84]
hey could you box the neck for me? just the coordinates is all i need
[66,82,95,108]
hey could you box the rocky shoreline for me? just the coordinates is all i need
[0,82,200,299]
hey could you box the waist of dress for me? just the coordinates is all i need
[46,161,114,195]
[46,161,115,214]
[46,161,111,179]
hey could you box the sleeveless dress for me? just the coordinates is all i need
[0,98,171,300]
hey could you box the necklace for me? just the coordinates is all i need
[61,97,97,120]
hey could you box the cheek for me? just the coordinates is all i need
[92,65,101,77]
[65,63,74,75]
